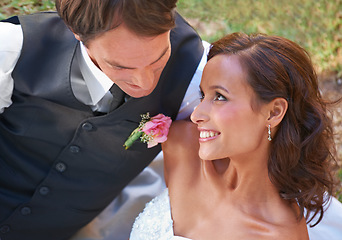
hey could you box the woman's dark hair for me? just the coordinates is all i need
[55,0,177,44]
[209,32,339,226]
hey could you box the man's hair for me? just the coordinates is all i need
[55,0,177,44]
[209,32,339,227]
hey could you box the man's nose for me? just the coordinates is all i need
[132,66,154,90]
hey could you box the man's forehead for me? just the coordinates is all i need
[101,29,171,68]
[104,45,170,69]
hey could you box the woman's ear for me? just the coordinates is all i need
[266,97,288,127]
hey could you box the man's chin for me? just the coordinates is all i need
[125,89,154,99]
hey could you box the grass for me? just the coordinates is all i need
[1,0,341,200]
[177,0,342,76]
[0,0,55,19]
[338,169,342,202]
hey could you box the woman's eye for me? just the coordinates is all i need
[214,92,227,101]
[199,90,205,101]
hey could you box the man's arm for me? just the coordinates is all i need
[0,22,23,113]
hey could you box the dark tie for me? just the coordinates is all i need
[109,84,126,111]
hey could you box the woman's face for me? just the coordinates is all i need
[191,54,270,161]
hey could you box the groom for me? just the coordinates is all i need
[0,0,206,239]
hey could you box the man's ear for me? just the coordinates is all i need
[73,33,81,41]
[266,97,288,127]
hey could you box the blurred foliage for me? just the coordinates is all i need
[177,0,342,75]
[0,0,55,19]
[338,169,342,202]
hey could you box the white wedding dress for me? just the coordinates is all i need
[130,188,342,240]
[129,189,191,240]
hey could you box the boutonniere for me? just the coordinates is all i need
[123,112,172,150]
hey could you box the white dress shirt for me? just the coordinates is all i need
[0,23,21,113]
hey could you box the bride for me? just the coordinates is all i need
[130,32,338,239]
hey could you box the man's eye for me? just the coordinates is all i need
[214,92,227,101]
[113,66,124,70]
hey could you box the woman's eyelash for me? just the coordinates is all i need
[199,90,204,100]
[198,91,227,101]
[214,92,227,101]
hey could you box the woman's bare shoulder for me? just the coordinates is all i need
[162,120,200,185]
[163,120,199,155]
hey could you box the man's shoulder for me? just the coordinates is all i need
[17,11,76,47]
[171,12,198,35]
[1,11,60,25]
[18,11,63,26]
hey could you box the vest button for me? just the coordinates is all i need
[20,206,32,215]
[55,162,67,172]
[39,186,50,195]
[82,122,93,131]
[69,145,80,153]
[0,225,10,234]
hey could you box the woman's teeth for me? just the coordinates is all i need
[200,131,219,139]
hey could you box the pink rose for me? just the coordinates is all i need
[123,112,172,150]
[141,114,172,148]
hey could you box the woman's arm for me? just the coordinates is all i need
[162,120,200,186]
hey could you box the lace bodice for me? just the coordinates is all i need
[130,189,191,240]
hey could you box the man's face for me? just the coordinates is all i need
[78,24,171,98]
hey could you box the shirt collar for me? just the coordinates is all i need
[78,42,113,105]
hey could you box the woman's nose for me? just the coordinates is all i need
[191,101,209,124]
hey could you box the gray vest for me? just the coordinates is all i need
[0,12,203,240]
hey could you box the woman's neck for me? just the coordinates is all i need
[200,156,280,204]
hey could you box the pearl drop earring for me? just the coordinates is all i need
[268,125,272,141]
